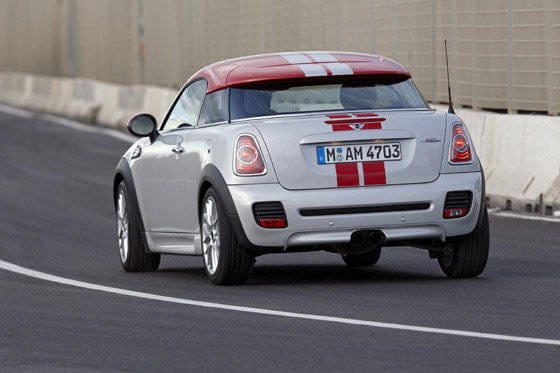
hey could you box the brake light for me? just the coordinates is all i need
[235,135,265,175]
[449,124,472,163]
[444,208,468,219]
[257,218,287,228]
[443,191,472,219]
[253,201,288,228]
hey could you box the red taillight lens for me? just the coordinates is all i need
[235,135,265,175]
[444,208,468,219]
[449,124,472,163]
[257,218,287,228]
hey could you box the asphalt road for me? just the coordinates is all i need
[1,108,559,372]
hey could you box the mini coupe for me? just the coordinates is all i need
[114,52,489,285]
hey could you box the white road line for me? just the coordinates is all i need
[1,259,559,347]
[0,103,135,143]
[0,103,35,118]
[491,210,560,223]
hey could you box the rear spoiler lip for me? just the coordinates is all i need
[230,108,435,124]
[299,129,415,145]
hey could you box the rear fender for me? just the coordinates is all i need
[199,164,282,254]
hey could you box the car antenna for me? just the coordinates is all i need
[444,39,455,114]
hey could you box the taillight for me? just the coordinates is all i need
[257,218,287,228]
[235,135,265,175]
[449,124,472,164]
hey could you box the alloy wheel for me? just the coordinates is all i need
[116,187,129,263]
[202,196,220,274]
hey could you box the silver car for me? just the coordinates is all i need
[114,52,489,285]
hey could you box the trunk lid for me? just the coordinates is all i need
[255,110,447,190]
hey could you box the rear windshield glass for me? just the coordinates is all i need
[230,77,428,120]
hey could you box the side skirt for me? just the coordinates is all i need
[144,231,202,255]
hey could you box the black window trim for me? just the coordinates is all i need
[196,87,231,128]
[160,77,208,131]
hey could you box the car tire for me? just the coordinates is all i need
[200,187,254,285]
[116,181,160,272]
[341,247,382,267]
[438,208,489,278]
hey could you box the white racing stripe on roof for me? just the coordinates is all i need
[323,62,354,75]
[306,52,354,75]
[305,52,338,62]
[279,52,312,64]
[279,52,328,76]
[280,52,353,77]
[295,64,328,77]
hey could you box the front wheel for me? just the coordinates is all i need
[200,188,254,285]
[438,209,489,278]
[115,181,160,272]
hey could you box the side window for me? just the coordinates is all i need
[163,79,207,130]
[198,89,229,125]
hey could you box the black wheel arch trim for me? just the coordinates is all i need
[199,164,282,254]
[114,158,150,252]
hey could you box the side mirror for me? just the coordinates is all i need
[127,113,159,142]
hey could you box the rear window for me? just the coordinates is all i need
[230,77,428,120]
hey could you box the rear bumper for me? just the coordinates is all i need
[228,172,483,250]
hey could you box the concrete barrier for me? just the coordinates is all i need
[0,73,176,128]
[0,73,559,214]
[432,104,560,213]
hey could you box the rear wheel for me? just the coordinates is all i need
[341,247,382,267]
[201,188,254,285]
[438,209,489,278]
[116,181,160,272]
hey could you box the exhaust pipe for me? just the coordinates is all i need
[366,231,386,247]
[350,230,386,250]
[350,231,367,246]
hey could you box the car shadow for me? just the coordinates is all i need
[155,263,454,286]
[249,264,449,285]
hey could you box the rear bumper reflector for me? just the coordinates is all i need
[300,202,431,217]
[253,201,288,228]
[443,191,472,219]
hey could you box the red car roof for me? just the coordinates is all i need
[187,51,410,93]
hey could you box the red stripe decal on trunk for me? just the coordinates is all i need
[325,118,386,125]
[327,112,387,187]
[335,163,360,187]
[363,161,386,185]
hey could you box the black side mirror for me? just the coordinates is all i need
[127,113,159,143]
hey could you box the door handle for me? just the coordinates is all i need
[171,146,184,154]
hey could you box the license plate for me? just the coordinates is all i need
[316,142,401,164]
